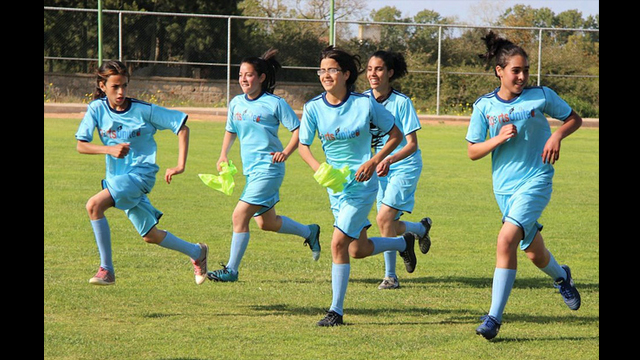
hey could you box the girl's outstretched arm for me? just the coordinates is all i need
[165,124,189,184]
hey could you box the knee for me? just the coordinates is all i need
[85,197,103,219]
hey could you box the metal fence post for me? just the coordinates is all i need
[227,16,232,107]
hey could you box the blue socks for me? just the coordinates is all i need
[330,263,350,316]
[226,232,250,273]
[158,231,201,260]
[91,218,113,273]
[403,220,426,239]
[369,236,405,255]
[488,268,517,323]
[278,216,311,239]
[383,251,397,278]
[540,252,567,281]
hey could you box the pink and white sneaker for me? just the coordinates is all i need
[89,267,115,285]
[192,243,208,285]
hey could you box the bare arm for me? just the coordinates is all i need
[467,123,517,161]
[357,125,402,181]
[272,128,300,163]
[298,142,321,172]
[376,130,418,176]
[542,110,582,164]
[77,140,130,158]
[165,124,189,184]
[217,130,237,171]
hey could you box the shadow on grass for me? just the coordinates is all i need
[244,303,599,327]
[348,275,600,291]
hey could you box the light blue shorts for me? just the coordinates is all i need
[103,173,162,236]
[329,180,377,239]
[376,167,421,220]
[495,179,552,250]
[240,172,282,216]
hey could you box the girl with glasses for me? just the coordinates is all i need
[298,46,423,326]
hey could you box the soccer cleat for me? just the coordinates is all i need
[554,265,581,310]
[192,243,209,285]
[304,224,321,261]
[89,266,115,285]
[207,264,238,282]
[399,232,417,273]
[317,310,344,327]
[476,314,501,340]
[378,275,400,290]
[418,217,432,254]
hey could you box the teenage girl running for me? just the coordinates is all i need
[364,50,433,290]
[207,49,321,283]
[466,31,583,340]
[76,60,208,286]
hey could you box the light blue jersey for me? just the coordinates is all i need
[226,92,300,177]
[75,97,187,181]
[300,92,396,238]
[363,88,422,171]
[363,89,422,216]
[466,86,572,195]
[299,92,395,193]
[75,97,187,235]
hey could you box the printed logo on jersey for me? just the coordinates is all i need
[486,107,535,126]
[235,109,261,123]
[100,125,141,140]
[320,126,361,142]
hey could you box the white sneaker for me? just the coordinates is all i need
[378,276,400,289]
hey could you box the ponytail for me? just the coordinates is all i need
[478,31,528,78]
[241,48,282,93]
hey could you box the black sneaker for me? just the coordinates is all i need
[317,310,344,327]
[418,217,432,254]
[399,232,417,273]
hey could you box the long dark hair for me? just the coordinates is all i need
[240,48,282,93]
[93,60,129,100]
[320,45,362,92]
[369,50,408,81]
[478,31,529,78]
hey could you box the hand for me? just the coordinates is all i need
[216,156,228,172]
[109,143,130,158]
[355,159,376,182]
[164,166,184,184]
[376,158,391,177]
[499,124,517,143]
[270,151,289,163]
[542,134,562,164]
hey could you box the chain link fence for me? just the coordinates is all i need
[44,6,599,116]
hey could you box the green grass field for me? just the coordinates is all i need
[44,117,599,359]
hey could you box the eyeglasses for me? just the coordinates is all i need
[317,68,342,76]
